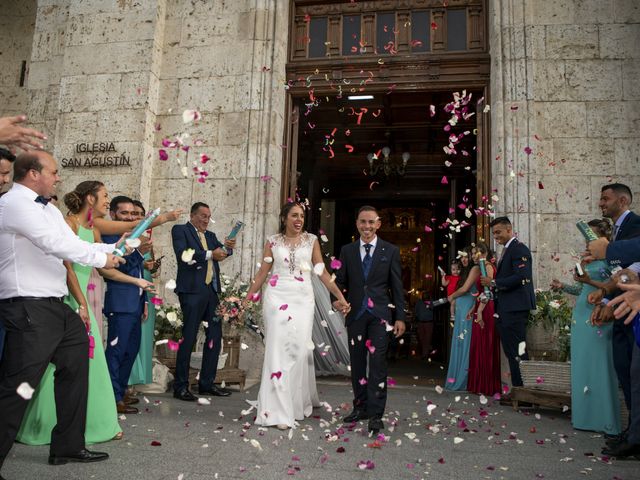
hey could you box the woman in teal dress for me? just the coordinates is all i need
[445,248,477,391]
[551,219,621,435]
[129,201,157,386]
[17,181,157,445]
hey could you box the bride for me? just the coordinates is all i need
[243,202,350,430]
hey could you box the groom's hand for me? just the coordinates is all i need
[393,320,406,338]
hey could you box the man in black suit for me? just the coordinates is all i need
[333,206,406,434]
[171,202,235,401]
[589,183,640,446]
[481,216,535,391]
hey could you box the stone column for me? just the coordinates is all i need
[147,0,289,383]
[489,0,640,287]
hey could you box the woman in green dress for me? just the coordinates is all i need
[17,181,160,445]
[551,219,621,435]
[128,200,157,386]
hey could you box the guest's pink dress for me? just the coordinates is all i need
[467,264,502,396]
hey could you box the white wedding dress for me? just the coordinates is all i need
[254,232,321,427]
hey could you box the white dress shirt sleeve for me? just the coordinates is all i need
[1,200,109,267]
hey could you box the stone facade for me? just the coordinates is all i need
[490,0,640,287]
[1,0,639,378]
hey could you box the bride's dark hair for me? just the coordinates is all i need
[279,202,305,234]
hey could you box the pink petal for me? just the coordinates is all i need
[87,283,96,291]
[167,340,180,351]
[330,258,342,270]
[150,296,163,306]
[279,304,288,311]
[159,149,168,161]
[441,176,448,185]
[367,298,374,308]
[524,146,533,155]
[358,378,368,385]
[200,154,210,163]
[268,275,279,287]
[270,371,282,380]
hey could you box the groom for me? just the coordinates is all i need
[333,206,406,434]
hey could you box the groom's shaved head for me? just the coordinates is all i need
[357,205,379,219]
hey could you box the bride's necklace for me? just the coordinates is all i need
[283,233,302,274]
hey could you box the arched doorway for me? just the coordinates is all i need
[283,0,490,379]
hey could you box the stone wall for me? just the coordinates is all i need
[0,1,36,116]
[0,0,289,382]
[490,0,640,287]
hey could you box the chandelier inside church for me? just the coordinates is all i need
[366,147,410,178]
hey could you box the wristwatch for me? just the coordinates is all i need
[490,280,497,289]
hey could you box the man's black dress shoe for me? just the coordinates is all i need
[173,389,197,401]
[48,449,109,465]
[343,410,368,423]
[368,417,384,434]
[198,385,231,397]
[602,441,640,458]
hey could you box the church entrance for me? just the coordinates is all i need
[283,0,490,380]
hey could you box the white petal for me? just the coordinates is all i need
[17,382,35,400]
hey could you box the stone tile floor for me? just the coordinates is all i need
[2,380,637,479]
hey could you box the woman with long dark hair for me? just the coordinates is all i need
[445,247,476,391]
[243,202,350,430]
[466,242,501,396]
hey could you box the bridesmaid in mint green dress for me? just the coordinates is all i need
[553,220,621,435]
[129,201,156,386]
[17,181,157,445]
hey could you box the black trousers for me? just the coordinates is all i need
[347,311,390,417]
[175,286,221,392]
[496,309,529,387]
[0,299,89,464]
[611,320,635,414]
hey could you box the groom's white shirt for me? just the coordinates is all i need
[359,235,378,261]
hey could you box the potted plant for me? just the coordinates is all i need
[527,289,572,362]
[154,302,184,364]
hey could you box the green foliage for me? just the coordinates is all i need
[528,289,572,361]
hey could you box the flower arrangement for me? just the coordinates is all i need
[528,289,573,361]
[216,273,262,335]
[154,302,184,351]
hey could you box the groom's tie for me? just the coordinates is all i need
[355,243,374,320]
[362,243,372,278]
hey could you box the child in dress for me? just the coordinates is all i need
[440,261,461,319]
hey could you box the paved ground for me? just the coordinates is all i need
[2,379,637,480]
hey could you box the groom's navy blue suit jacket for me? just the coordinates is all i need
[335,238,406,326]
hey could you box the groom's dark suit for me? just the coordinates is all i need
[494,237,535,387]
[335,237,405,418]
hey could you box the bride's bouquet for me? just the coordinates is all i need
[216,273,263,337]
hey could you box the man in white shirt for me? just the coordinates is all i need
[0,147,16,366]
[0,151,124,477]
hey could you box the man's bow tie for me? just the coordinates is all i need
[35,195,50,206]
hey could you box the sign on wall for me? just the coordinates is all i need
[61,142,131,168]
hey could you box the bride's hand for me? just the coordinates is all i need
[333,299,350,315]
